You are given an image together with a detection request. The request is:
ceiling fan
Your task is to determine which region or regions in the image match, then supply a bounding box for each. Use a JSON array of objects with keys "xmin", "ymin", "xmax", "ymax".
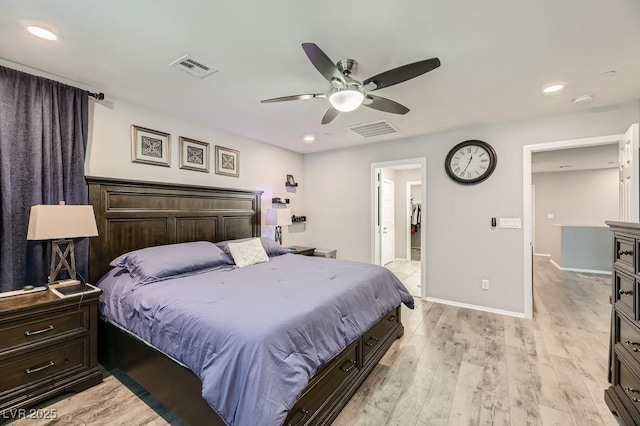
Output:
[{"xmin": 261, "ymin": 43, "xmax": 440, "ymax": 125}]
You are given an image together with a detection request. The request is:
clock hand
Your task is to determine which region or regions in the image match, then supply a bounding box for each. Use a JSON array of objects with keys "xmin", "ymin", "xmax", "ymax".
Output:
[{"xmin": 462, "ymin": 155, "xmax": 473, "ymax": 173}]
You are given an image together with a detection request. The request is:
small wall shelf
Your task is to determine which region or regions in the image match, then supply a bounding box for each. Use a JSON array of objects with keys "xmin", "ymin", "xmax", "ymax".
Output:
[
  {"xmin": 272, "ymin": 197, "xmax": 290, "ymax": 204},
  {"xmin": 285, "ymin": 182, "xmax": 298, "ymax": 188}
]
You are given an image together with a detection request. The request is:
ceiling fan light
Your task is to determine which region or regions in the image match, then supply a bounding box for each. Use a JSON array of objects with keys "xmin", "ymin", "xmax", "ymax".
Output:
[{"xmin": 327, "ymin": 86, "xmax": 365, "ymax": 112}]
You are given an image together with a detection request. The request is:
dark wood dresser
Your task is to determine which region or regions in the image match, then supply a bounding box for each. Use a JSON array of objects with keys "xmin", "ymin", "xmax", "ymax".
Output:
[
  {"xmin": 0, "ymin": 288, "xmax": 102, "ymax": 418},
  {"xmin": 605, "ymin": 221, "xmax": 640, "ymax": 425}
]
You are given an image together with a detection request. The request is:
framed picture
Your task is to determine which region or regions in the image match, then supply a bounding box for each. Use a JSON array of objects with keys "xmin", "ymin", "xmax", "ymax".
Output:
[
  {"xmin": 179, "ymin": 137, "xmax": 210, "ymax": 172},
  {"xmin": 215, "ymin": 145, "xmax": 239, "ymax": 177},
  {"xmin": 131, "ymin": 125, "xmax": 170, "ymax": 167},
  {"xmin": 286, "ymin": 174, "xmax": 297, "ymax": 185}
]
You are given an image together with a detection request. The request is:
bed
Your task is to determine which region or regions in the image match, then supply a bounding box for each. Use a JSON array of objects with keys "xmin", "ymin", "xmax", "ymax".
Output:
[{"xmin": 87, "ymin": 177, "xmax": 413, "ymax": 425}]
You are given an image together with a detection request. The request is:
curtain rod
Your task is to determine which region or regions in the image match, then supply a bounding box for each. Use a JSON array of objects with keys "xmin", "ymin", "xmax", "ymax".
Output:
[{"xmin": 88, "ymin": 92, "xmax": 104, "ymax": 100}]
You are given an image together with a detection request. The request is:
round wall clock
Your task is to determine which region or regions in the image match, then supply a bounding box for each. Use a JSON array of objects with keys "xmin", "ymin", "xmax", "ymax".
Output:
[{"xmin": 444, "ymin": 140, "xmax": 497, "ymax": 185}]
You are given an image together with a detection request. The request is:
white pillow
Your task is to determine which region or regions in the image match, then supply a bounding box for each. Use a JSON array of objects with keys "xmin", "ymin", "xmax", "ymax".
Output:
[{"xmin": 227, "ymin": 238, "xmax": 269, "ymax": 268}]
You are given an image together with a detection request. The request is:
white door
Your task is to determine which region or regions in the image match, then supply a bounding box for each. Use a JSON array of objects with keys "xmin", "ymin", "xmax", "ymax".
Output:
[
  {"xmin": 381, "ymin": 180, "xmax": 395, "ymax": 265},
  {"xmin": 619, "ymin": 123, "xmax": 640, "ymax": 222}
]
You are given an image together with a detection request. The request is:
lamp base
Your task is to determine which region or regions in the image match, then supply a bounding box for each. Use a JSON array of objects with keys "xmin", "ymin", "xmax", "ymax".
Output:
[
  {"xmin": 274, "ymin": 226, "xmax": 283, "ymax": 245},
  {"xmin": 50, "ymin": 239, "xmax": 77, "ymax": 283}
]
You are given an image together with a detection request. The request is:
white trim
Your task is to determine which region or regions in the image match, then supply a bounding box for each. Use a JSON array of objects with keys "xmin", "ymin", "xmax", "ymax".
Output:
[
  {"xmin": 548, "ymin": 259, "xmax": 611, "ymax": 275},
  {"xmin": 534, "ymin": 253, "xmax": 551, "ymax": 257},
  {"xmin": 406, "ymin": 180, "xmax": 421, "ymax": 261},
  {"xmin": 371, "ymin": 157, "xmax": 427, "ymax": 300},
  {"xmin": 523, "ymin": 132, "xmax": 623, "ymax": 319},
  {"xmin": 425, "ymin": 297, "xmax": 525, "ymax": 318}
]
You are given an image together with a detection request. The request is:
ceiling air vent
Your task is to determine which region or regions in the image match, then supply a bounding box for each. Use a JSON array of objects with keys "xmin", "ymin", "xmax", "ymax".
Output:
[
  {"xmin": 348, "ymin": 120, "xmax": 398, "ymax": 138},
  {"xmin": 169, "ymin": 55, "xmax": 218, "ymax": 79}
]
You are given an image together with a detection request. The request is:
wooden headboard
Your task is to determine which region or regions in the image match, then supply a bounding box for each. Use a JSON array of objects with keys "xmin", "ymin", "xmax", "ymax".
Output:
[{"xmin": 87, "ymin": 177, "xmax": 262, "ymax": 283}]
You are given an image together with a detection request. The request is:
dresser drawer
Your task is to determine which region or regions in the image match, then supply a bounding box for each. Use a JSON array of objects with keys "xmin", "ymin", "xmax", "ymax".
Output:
[
  {"xmin": 362, "ymin": 308, "xmax": 400, "ymax": 363},
  {"xmin": 0, "ymin": 339, "xmax": 86, "ymax": 392},
  {"xmin": 617, "ymin": 312, "xmax": 640, "ymax": 363},
  {"xmin": 0, "ymin": 306, "xmax": 87, "ymax": 354},
  {"xmin": 615, "ymin": 270, "xmax": 636, "ymax": 320},
  {"xmin": 284, "ymin": 342, "xmax": 359, "ymax": 426},
  {"xmin": 615, "ymin": 236, "xmax": 636, "ymax": 273}
]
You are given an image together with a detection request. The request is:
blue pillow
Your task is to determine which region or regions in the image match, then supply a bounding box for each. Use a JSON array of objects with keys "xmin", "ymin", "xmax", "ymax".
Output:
[
  {"xmin": 110, "ymin": 241, "xmax": 233, "ymax": 286},
  {"xmin": 216, "ymin": 237, "xmax": 289, "ymax": 257}
]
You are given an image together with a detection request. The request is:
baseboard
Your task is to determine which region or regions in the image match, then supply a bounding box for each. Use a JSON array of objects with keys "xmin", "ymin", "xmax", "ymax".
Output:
[
  {"xmin": 534, "ymin": 253, "xmax": 551, "ymax": 257},
  {"xmin": 549, "ymin": 259, "xmax": 611, "ymax": 275},
  {"xmin": 424, "ymin": 297, "xmax": 525, "ymax": 318}
]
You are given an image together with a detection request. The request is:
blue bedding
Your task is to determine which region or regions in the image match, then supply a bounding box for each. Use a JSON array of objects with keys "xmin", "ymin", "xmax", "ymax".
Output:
[{"xmin": 98, "ymin": 253, "xmax": 414, "ymax": 426}]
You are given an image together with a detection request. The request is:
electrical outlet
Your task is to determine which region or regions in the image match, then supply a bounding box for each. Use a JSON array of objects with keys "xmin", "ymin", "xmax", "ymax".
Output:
[{"xmin": 482, "ymin": 279, "xmax": 490, "ymax": 290}]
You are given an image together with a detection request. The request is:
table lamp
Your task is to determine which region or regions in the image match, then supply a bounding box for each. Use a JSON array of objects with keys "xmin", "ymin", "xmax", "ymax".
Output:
[
  {"xmin": 265, "ymin": 208, "xmax": 292, "ymax": 245},
  {"xmin": 27, "ymin": 202, "xmax": 98, "ymax": 283}
]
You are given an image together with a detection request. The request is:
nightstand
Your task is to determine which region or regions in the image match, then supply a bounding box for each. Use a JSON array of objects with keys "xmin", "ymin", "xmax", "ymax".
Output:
[
  {"xmin": 0, "ymin": 287, "xmax": 103, "ymax": 417},
  {"xmin": 287, "ymin": 246, "xmax": 316, "ymax": 256}
]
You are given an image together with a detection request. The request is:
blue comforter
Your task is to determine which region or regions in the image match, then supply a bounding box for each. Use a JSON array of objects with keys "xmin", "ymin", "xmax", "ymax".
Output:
[{"xmin": 98, "ymin": 254, "xmax": 414, "ymax": 426}]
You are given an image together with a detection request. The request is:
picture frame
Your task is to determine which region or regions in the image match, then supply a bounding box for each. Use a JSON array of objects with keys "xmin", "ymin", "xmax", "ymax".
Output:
[
  {"xmin": 286, "ymin": 174, "xmax": 297, "ymax": 186},
  {"xmin": 215, "ymin": 145, "xmax": 239, "ymax": 177},
  {"xmin": 179, "ymin": 137, "xmax": 210, "ymax": 172},
  {"xmin": 131, "ymin": 125, "xmax": 171, "ymax": 167}
]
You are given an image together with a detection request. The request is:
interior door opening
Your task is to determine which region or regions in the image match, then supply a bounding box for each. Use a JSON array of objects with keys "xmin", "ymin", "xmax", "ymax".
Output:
[{"xmin": 371, "ymin": 158, "xmax": 427, "ymax": 299}]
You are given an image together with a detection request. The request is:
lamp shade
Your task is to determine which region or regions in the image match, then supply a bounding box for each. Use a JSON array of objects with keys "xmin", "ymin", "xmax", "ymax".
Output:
[
  {"xmin": 27, "ymin": 204, "xmax": 98, "ymax": 240},
  {"xmin": 265, "ymin": 208, "xmax": 292, "ymax": 226}
]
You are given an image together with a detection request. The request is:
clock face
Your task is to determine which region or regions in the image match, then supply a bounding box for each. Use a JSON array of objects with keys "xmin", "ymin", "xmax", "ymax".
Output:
[{"xmin": 445, "ymin": 140, "xmax": 497, "ymax": 185}]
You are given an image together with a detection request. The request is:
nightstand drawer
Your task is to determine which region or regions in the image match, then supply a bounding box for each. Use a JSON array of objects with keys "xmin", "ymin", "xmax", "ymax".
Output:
[
  {"xmin": 0, "ymin": 306, "xmax": 87, "ymax": 353},
  {"xmin": 0, "ymin": 339, "xmax": 85, "ymax": 391},
  {"xmin": 615, "ymin": 236, "xmax": 636, "ymax": 273}
]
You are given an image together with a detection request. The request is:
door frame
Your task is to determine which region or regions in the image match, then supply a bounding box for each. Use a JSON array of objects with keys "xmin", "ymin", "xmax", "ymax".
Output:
[
  {"xmin": 381, "ymin": 179, "xmax": 396, "ymax": 265},
  {"xmin": 407, "ymin": 180, "xmax": 421, "ymax": 261},
  {"xmin": 371, "ymin": 157, "xmax": 427, "ymax": 299},
  {"xmin": 523, "ymin": 133, "xmax": 621, "ymax": 318}
]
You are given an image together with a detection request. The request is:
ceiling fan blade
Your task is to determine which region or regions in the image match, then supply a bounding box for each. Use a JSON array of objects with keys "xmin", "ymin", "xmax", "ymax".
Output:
[
  {"xmin": 261, "ymin": 94, "xmax": 323, "ymax": 103},
  {"xmin": 363, "ymin": 58, "xmax": 440, "ymax": 91},
  {"xmin": 364, "ymin": 95, "xmax": 410, "ymax": 115},
  {"xmin": 321, "ymin": 107, "xmax": 340, "ymax": 125},
  {"xmin": 302, "ymin": 43, "xmax": 346, "ymax": 86}
]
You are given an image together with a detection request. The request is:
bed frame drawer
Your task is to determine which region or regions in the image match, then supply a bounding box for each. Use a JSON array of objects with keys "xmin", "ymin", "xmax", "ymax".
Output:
[
  {"xmin": 284, "ymin": 341, "xmax": 359, "ymax": 426},
  {"xmin": 362, "ymin": 308, "xmax": 400, "ymax": 363}
]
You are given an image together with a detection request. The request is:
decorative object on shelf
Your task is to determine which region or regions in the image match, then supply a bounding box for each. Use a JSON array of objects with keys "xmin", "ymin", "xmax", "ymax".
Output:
[
  {"xmin": 272, "ymin": 197, "xmax": 290, "ymax": 204},
  {"xmin": 27, "ymin": 202, "xmax": 98, "ymax": 283},
  {"xmin": 266, "ymin": 208, "xmax": 292, "ymax": 245},
  {"xmin": 131, "ymin": 125, "xmax": 171, "ymax": 167},
  {"xmin": 292, "ymin": 215, "xmax": 306, "ymax": 223},
  {"xmin": 215, "ymin": 145, "xmax": 240, "ymax": 177},
  {"xmin": 444, "ymin": 139, "xmax": 497, "ymax": 185},
  {"xmin": 179, "ymin": 137, "xmax": 210, "ymax": 172},
  {"xmin": 286, "ymin": 174, "xmax": 298, "ymax": 187}
]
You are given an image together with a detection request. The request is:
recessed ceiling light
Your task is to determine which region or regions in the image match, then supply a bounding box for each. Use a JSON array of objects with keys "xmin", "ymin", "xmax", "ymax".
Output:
[
  {"xmin": 542, "ymin": 81, "xmax": 566, "ymax": 94},
  {"xmin": 572, "ymin": 94, "xmax": 594, "ymax": 105},
  {"xmin": 600, "ymin": 70, "xmax": 617, "ymax": 78},
  {"xmin": 303, "ymin": 134, "xmax": 315, "ymax": 144},
  {"xmin": 26, "ymin": 25, "xmax": 58, "ymax": 41}
]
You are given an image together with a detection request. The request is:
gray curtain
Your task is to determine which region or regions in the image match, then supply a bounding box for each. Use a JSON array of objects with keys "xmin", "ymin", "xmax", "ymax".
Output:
[{"xmin": 0, "ymin": 66, "xmax": 89, "ymax": 292}]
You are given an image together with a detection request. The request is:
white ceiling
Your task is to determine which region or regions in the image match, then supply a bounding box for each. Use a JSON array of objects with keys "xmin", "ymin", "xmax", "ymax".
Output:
[
  {"xmin": 1, "ymin": 1, "xmax": 640, "ymax": 154},
  {"xmin": 532, "ymin": 143, "xmax": 619, "ymax": 173}
]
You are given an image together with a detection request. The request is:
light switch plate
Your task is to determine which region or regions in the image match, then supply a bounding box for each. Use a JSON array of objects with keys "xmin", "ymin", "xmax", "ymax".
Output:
[
  {"xmin": 499, "ymin": 218, "xmax": 522, "ymax": 229},
  {"xmin": 547, "ymin": 213, "xmax": 554, "ymax": 219}
]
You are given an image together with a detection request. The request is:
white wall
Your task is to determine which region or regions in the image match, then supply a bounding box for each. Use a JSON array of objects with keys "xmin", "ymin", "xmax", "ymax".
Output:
[
  {"xmin": 532, "ymin": 168, "xmax": 618, "ymax": 255},
  {"xmin": 303, "ymin": 101, "xmax": 640, "ymax": 314},
  {"xmin": 86, "ymin": 98, "xmax": 306, "ymax": 245}
]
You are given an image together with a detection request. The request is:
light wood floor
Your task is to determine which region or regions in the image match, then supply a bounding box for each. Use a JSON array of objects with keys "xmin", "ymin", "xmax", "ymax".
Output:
[
  {"xmin": 387, "ymin": 259, "xmax": 421, "ymax": 298},
  {"xmin": 9, "ymin": 256, "xmax": 618, "ymax": 425}
]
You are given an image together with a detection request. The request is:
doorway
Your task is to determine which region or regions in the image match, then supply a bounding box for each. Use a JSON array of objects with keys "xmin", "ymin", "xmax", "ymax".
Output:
[
  {"xmin": 371, "ymin": 158, "xmax": 427, "ymax": 299},
  {"xmin": 523, "ymin": 129, "xmax": 635, "ymax": 318}
]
